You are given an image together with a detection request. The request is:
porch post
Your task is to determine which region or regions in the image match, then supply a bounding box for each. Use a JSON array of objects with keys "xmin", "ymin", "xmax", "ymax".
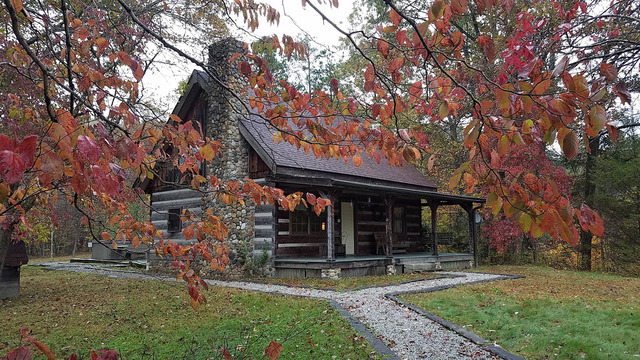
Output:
[
  {"xmin": 430, "ymin": 202, "xmax": 439, "ymax": 256},
  {"xmin": 326, "ymin": 201, "xmax": 335, "ymax": 261},
  {"xmin": 384, "ymin": 195, "xmax": 395, "ymax": 258},
  {"xmin": 462, "ymin": 203, "xmax": 479, "ymax": 269}
]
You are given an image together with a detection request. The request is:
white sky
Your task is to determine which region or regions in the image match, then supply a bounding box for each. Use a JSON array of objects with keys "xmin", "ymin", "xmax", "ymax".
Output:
[{"xmin": 143, "ymin": 0, "xmax": 356, "ymax": 112}]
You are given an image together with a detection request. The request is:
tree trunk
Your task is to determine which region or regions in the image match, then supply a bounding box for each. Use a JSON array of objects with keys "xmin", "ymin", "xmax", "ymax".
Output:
[
  {"xmin": 531, "ymin": 237, "xmax": 538, "ymax": 264},
  {"xmin": 579, "ymin": 135, "xmax": 601, "ymax": 271},
  {"xmin": 72, "ymin": 236, "xmax": 78, "ymax": 257}
]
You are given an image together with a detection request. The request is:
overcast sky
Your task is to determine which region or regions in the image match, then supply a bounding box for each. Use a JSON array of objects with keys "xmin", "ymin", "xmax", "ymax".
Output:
[{"xmin": 143, "ymin": 0, "xmax": 357, "ymax": 112}]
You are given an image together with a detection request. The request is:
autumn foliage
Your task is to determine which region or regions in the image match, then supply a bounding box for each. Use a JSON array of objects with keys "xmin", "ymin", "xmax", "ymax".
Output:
[{"xmin": 2, "ymin": 0, "xmax": 634, "ymax": 302}]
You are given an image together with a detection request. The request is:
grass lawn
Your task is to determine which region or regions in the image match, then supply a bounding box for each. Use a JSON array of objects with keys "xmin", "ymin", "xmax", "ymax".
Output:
[
  {"xmin": 249, "ymin": 273, "xmax": 438, "ymax": 290},
  {"xmin": 1, "ymin": 266, "xmax": 378, "ymax": 359},
  {"xmin": 401, "ymin": 265, "xmax": 640, "ymax": 359}
]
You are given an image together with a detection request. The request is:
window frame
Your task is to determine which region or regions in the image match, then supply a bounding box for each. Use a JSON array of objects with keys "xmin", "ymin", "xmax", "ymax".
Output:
[{"xmin": 167, "ymin": 207, "xmax": 183, "ymax": 233}]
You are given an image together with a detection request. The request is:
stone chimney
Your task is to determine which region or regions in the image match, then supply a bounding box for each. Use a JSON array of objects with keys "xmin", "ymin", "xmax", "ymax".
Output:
[{"xmin": 202, "ymin": 38, "xmax": 268, "ymax": 277}]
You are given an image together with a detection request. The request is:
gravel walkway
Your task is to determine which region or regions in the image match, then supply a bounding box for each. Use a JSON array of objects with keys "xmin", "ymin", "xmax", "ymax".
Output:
[{"xmin": 33, "ymin": 262, "xmax": 509, "ymax": 359}]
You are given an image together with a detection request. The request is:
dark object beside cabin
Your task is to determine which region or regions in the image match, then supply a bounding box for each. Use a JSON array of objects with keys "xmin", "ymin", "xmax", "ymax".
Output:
[{"xmin": 1, "ymin": 240, "xmax": 28, "ymax": 299}]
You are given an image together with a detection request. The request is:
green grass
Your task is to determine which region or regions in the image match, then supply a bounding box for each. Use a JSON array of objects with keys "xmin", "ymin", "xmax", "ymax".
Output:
[
  {"xmin": 401, "ymin": 265, "xmax": 640, "ymax": 359},
  {"xmin": 249, "ymin": 273, "xmax": 437, "ymax": 290},
  {"xmin": 1, "ymin": 267, "xmax": 379, "ymax": 359}
]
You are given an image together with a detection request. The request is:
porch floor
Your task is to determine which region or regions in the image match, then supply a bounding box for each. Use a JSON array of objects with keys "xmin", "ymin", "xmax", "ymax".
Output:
[
  {"xmin": 273, "ymin": 253, "xmax": 474, "ymax": 278},
  {"xmin": 274, "ymin": 252, "xmax": 469, "ymax": 263}
]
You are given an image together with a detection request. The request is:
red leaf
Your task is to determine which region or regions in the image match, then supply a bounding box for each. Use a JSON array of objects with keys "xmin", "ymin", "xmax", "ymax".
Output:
[
  {"xmin": 330, "ymin": 78, "xmax": 338, "ymax": 93},
  {"xmin": 501, "ymin": 0, "xmax": 514, "ymax": 13},
  {"xmin": 599, "ymin": 62, "xmax": 617, "ymax": 82},
  {"xmin": 19, "ymin": 329, "xmax": 55, "ymax": 360},
  {"xmin": 264, "ymin": 340, "xmax": 283, "ymax": 360},
  {"xmin": 0, "ymin": 134, "xmax": 13, "ymax": 151},
  {"xmin": 477, "ymin": 35, "xmax": 495, "ymax": 62},
  {"xmin": 451, "ymin": 0, "xmax": 468, "ymax": 16},
  {"xmin": 239, "ymin": 61, "xmax": 252, "ymax": 76},
  {"xmin": 561, "ymin": 131, "xmax": 578, "ymax": 160},
  {"xmin": 377, "ymin": 39, "xmax": 390, "ymax": 58},
  {"xmin": 389, "ymin": 8, "xmax": 401, "ymax": 26},
  {"xmin": 77, "ymin": 135, "xmax": 101, "ymax": 163},
  {"xmin": 116, "ymin": 51, "xmax": 134, "ymax": 67},
  {"xmin": 16, "ymin": 135, "xmax": 37, "ymax": 166},
  {"xmin": 5, "ymin": 346, "xmax": 31, "ymax": 360},
  {"xmin": 221, "ymin": 347, "xmax": 232, "ymax": 360},
  {"xmin": 131, "ymin": 61, "xmax": 144, "ymax": 81},
  {"xmin": 614, "ymin": 82, "xmax": 631, "ymax": 105},
  {"xmin": 0, "ymin": 150, "xmax": 26, "ymax": 184},
  {"xmin": 389, "ymin": 57, "xmax": 404, "ymax": 72},
  {"xmin": 578, "ymin": 204, "xmax": 604, "ymax": 237}
]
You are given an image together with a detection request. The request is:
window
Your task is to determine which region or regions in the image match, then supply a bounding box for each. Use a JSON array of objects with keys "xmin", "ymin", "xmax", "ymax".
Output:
[
  {"xmin": 290, "ymin": 207, "xmax": 308, "ymax": 234},
  {"xmin": 290, "ymin": 206, "xmax": 325, "ymax": 234},
  {"xmin": 393, "ymin": 206, "xmax": 405, "ymax": 234},
  {"xmin": 167, "ymin": 208, "xmax": 182, "ymax": 233}
]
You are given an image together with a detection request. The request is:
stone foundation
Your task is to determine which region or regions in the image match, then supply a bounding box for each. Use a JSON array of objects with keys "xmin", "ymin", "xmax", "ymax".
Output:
[{"xmin": 321, "ymin": 268, "xmax": 341, "ymax": 279}]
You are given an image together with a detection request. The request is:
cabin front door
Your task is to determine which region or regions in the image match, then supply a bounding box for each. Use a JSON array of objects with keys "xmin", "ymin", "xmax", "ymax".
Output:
[{"xmin": 341, "ymin": 202, "xmax": 355, "ymax": 255}]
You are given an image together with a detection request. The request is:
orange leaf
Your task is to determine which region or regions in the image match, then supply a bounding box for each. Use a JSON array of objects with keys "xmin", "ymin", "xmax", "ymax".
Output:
[
  {"xmin": 264, "ymin": 340, "xmax": 283, "ymax": 360},
  {"xmin": 183, "ymin": 225, "xmax": 194, "ymax": 240},
  {"xmin": 353, "ymin": 154, "xmax": 363, "ymax": 167},
  {"xmin": 427, "ymin": 154, "xmax": 436, "ymax": 171},
  {"xmin": 11, "ymin": 0, "xmax": 23, "ymax": 13},
  {"xmin": 305, "ymin": 193, "xmax": 317, "ymax": 205},
  {"xmin": 101, "ymin": 232, "xmax": 110, "ymax": 241}
]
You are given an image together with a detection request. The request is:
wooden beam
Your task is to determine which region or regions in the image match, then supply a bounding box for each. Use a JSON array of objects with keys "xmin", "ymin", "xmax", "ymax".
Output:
[
  {"xmin": 319, "ymin": 190, "xmax": 335, "ymax": 262},
  {"xmin": 462, "ymin": 203, "xmax": 479, "ymax": 269},
  {"xmin": 430, "ymin": 203, "xmax": 439, "ymax": 256},
  {"xmin": 384, "ymin": 195, "xmax": 395, "ymax": 258}
]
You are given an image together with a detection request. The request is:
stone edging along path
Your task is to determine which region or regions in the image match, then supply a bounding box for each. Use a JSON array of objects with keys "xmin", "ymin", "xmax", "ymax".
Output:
[{"xmin": 33, "ymin": 263, "xmax": 526, "ymax": 360}]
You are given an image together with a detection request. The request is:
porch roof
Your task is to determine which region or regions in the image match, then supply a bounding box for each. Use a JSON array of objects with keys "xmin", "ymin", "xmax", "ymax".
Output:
[{"xmin": 268, "ymin": 172, "xmax": 485, "ymax": 205}]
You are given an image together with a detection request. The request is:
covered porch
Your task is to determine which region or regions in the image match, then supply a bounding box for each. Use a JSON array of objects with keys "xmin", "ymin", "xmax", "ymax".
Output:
[{"xmin": 271, "ymin": 176, "xmax": 485, "ymax": 278}]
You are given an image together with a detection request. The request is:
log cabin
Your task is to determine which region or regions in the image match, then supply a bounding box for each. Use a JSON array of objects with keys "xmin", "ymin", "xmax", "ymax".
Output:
[{"xmin": 141, "ymin": 38, "xmax": 485, "ymax": 278}]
